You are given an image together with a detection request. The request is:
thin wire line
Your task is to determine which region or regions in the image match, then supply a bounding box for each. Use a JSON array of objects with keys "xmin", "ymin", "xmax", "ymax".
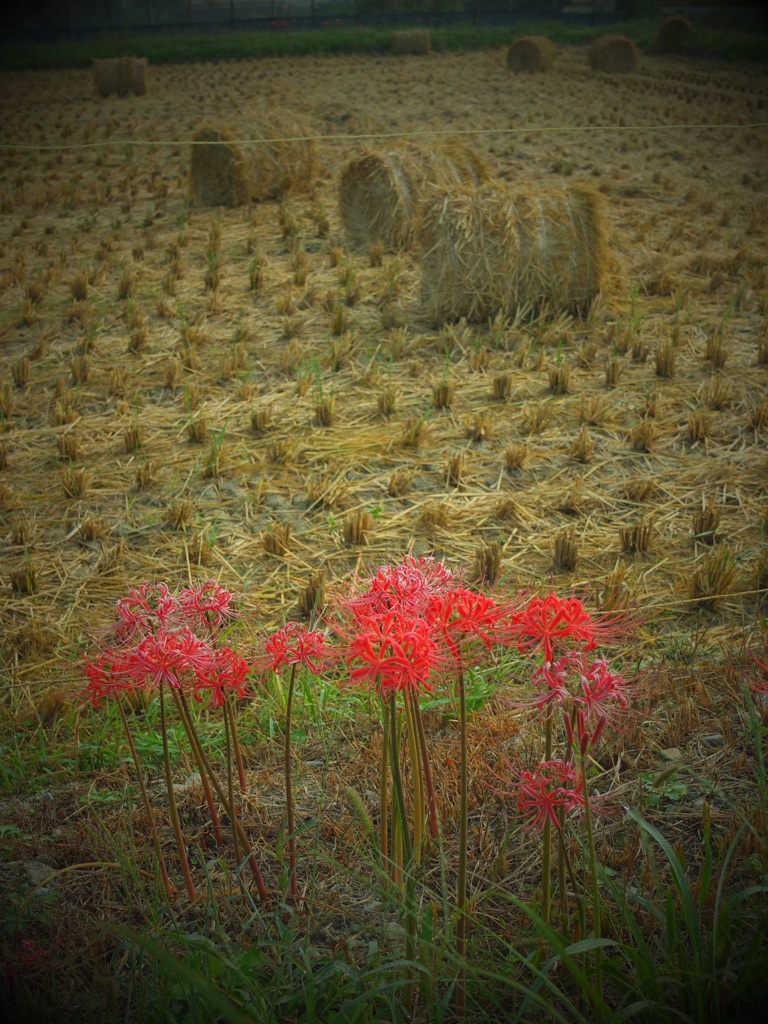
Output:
[{"xmin": 1, "ymin": 121, "xmax": 766, "ymax": 153}]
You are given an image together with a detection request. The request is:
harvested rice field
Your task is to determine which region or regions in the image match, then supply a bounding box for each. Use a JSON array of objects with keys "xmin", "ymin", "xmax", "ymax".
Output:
[{"xmin": 1, "ymin": 39, "xmax": 768, "ymax": 1021}]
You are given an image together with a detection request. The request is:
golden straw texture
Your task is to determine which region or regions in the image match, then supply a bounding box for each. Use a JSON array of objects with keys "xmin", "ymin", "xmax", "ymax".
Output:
[
  {"xmin": 189, "ymin": 114, "xmax": 318, "ymax": 207},
  {"xmin": 507, "ymin": 36, "xmax": 556, "ymax": 72},
  {"xmin": 339, "ymin": 142, "xmax": 491, "ymax": 250},
  {"xmin": 420, "ymin": 183, "xmax": 608, "ymax": 324}
]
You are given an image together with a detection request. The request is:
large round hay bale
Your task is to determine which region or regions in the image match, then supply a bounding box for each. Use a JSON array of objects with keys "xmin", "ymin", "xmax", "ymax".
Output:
[
  {"xmin": 588, "ymin": 35, "xmax": 638, "ymax": 74},
  {"xmin": 93, "ymin": 58, "xmax": 120, "ymax": 97},
  {"xmin": 339, "ymin": 142, "xmax": 491, "ymax": 251},
  {"xmin": 420, "ymin": 183, "xmax": 608, "ymax": 325},
  {"xmin": 189, "ymin": 115, "xmax": 318, "ymax": 207},
  {"xmin": 93, "ymin": 56, "xmax": 148, "ymax": 97},
  {"xmin": 127, "ymin": 56, "xmax": 148, "ymax": 96},
  {"xmin": 391, "ymin": 30, "xmax": 431, "ymax": 56},
  {"xmin": 507, "ymin": 36, "xmax": 555, "ymax": 73},
  {"xmin": 116, "ymin": 56, "xmax": 133, "ymax": 97},
  {"xmin": 649, "ymin": 15, "xmax": 693, "ymax": 54}
]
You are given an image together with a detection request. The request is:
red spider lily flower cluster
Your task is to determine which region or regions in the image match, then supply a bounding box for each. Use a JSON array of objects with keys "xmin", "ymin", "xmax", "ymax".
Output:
[
  {"xmin": 517, "ymin": 759, "xmax": 585, "ymax": 831},
  {"xmin": 507, "ymin": 592, "xmax": 629, "ymax": 662},
  {"xmin": 529, "ymin": 653, "xmax": 631, "ymax": 716},
  {"xmin": 503, "ymin": 593, "xmax": 638, "ymax": 836},
  {"xmin": 85, "ymin": 581, "xmax": 249, "ymax": 709},
  {"xmin": 347, "ymin": 612, "xmax": 440, "ymax": 694},
  {"xmin": 334, "ymin": 558, "xmax": 519, "ymax": 695},
  {"xmin": 177, "ymin": 579, "xmax": 236, "ymax": 630},
  {"xmin": 526, "ymin": 651, "xmax": 632, "ymax": 754},
  {"xmin": 346, "ymin": 555, "xmax": 455, "ymax": 620},
  {"xmin": 426, "ymin": 587, "xmax": 507, "ymax": 661},
  {"xmin": 332, "ymin": 556, "xmax": 459, "ymax": 695},
  {"xmin": 194, "ymin": 646, "xmax": 249, "ymax": 708},
  {"xmin": 260, "ymin": 621, "xmax": 329, "ymax": 675}
]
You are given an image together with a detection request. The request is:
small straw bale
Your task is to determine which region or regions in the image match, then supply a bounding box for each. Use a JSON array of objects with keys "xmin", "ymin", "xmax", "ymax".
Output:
[
  {"xmin": 588, "ymin": 34, "xmax": 639, "ymax": 74},
  {"xmin": 116, "ymin": 56, "xmax": 133, "ymax": 97},
  {"xmin": 93, "ymin": 58, "xmax": 120, "ymax": 97},
  {"xmin": 649, "ymin": 15, "xmax": 693, "ymax": 54},
  {"xmin": 190, "ymin": 114, "xmax": 318, "ymax": 207},
  {"xmin": 391, "ymin": 29, "xmax": 431, "ymax": 56},
  {"xmin": 420, "ymin": 183, "xmax": 608, "ymax": 325},
  {"xmin": 93, "ymin": 56, "xmax": 148, "ymax": 97},
  {"xmin": 127, "ymin": 56, "xmax": 148, "ymax": 96},
  {"xmin": 339, "ymin": 142, "xmax": 491, "ymax": 250},
  {"xmin": 507, "ymin": 36, "xmax": 556, "ymax": 73}
]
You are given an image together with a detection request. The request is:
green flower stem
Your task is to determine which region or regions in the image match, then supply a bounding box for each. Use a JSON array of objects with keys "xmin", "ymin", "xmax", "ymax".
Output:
[
  {"xmin": 388, "ymin": 691, "xmax": 416, "ymax": 983},
  {"xmin": 580, "ymin": 748, "xmax": 603, "ymax": 1011},
  {"xmin": 387, "ymin": 693, "xmax": 411, "ymax": 869},
  {"xmin": 557, "ymin": 710, "xmax": 576, "ymax": 929},
  {"xmin": 227, "ymin": 695, "xmax": 247, "ymax": 795},
  {"xmin": 457, "ymin": 659, "xmax": 468, "ymax": 1015},
  {"xmin": 222, "ymin": 696, "xmax": 240, "ymax": 867},
  {"xmin": 404, "ymin": 689, "xmax": 423, "ymax": 861},
  {"xmin": 559, "ymin": 824, "xmax": 586, "ymax": 940},
  {"xmin": 380, "ymin": 698, "xmax": 389, "ymax": 876},
  {"xmin": 174, "ymin": 697, "xmax": 224, "ymax": 845},
  {"xmin": 392, "ymin": 805, "xmax": 403, "ymax": 888},
  {"xmin": 159, "ymin": 683, "xmax": 196, "ymax": 902},
  {"xmin": 557, "ymin": 813, "xmax": 568, "ymax": 926},
  {"xmin": 413, "ymin": 696, "xmax": 439, "ymax": 839},
  {"xmin": 284, "ymin": 663, "xmax": 298, "ymax": 904},
  {"xmin": 541, "ymin": 708, "xmax": 553, "ymax": 929},
  {"xmin": 116, "ymin": 697, "xmax": 174, "ymax": 902},
  {"xmin": 173, "ymin": 691, "xmax": 269, "ymax": 904}
]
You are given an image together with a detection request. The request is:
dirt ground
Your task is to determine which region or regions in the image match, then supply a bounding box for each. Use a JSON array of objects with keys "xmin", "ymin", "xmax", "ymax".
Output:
[{"xmin": 0, "ymin": 42, "xmax": 767, "ymax": 1015}]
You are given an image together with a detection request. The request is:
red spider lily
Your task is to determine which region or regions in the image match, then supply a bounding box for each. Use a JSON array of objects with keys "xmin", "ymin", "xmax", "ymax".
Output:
[
  {"xmin": 526, "ymin": 653, "xmax": 577, "ymax": 709},
  {"xmin": 193, "ymin": 646, "xmax": 249, "ymax": 708},
  {"xmin": 346, "ymin": 612, "xmax": 439, "ymax": 694},
  {"xmin": 178, "ymin": 580, "xmax": 236, "ymax": 631},
  {"xmin": 426, "ymin": 587, "xmax": 505, "ymax": 661},
  {"xmin": 517, "ymin": 759, "xmax": 585, "ymax": 831},
  {"xmin": 572, "ymin": 656, "xmax": 630, "ymax": 720},
  {"xmin": 115, "ymin": 582, "xmax": 176, "ymax": 638},
  {"xmin": 261, "ymin": 621, "xmax": 329, "ymax": 675},
  {"xmin": 507, "ymin": 593, "xmax": 629, "ymax": 662},
  {"xmin": 345, "ymin": 555, "xmax": 454, "ymax": 619},
  {"xmin": 131, "ymin": 627, "xmax": 212, "ymax": 689},
  {"xmin": 84, "ymin": 651, "xmax": 139, "ymax": 707}
]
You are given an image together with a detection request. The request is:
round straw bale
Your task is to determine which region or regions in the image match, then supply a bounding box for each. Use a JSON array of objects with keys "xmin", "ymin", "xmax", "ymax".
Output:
[
  {"xmin": 115, "ymin": 56, "xmax": 134, "ymax": 97},
  {"xmin": 507, "ymin": 36, "xmax": 555, "ymax": 73},
  {"xmin": 127, "ymin": 56, "xmax": 148, "ymax": 96},
  {"xmin": 588, "ymin": 34, "xmax": 639, "ymax": 74},
  {"xmin": 649, "ymin": 15, "xmax": 693, "ymax": 54},
  {"xmin": 391, "ymin": 30, "xmax": 431, "ymax": 56},
  {"xmin": 419, "ymin": 183, "xmax": 608, "ymax": 325},
  {"xmin": 253, "ymin": 113, "xmax": 318, "ymax": 197},
  {"xmin": 339, "ymin": 142, "xmax": 491, "ymax": 251},
  {"xmin": 93, "ymin": 58, "xmax": 120, "ymax": 97},
  {"xmin": 189, "ymin": 114, "xmax": 318, "ymax": 207}
]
